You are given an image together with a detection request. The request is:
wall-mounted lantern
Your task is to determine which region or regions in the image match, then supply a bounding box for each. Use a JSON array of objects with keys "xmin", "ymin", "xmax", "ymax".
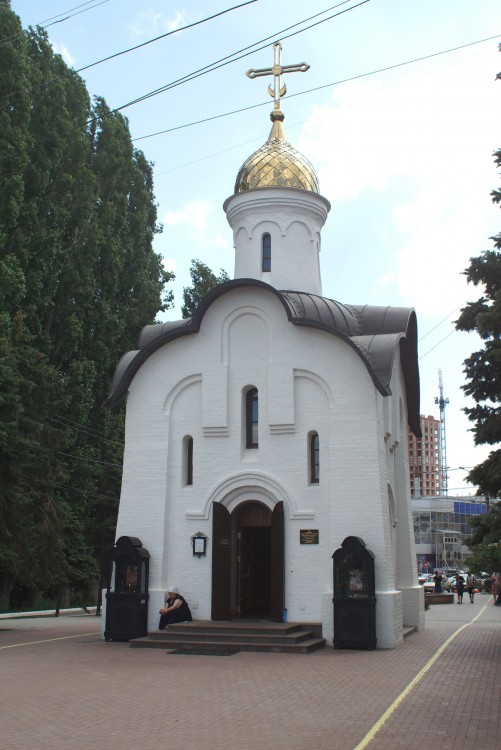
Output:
[{"xmin": 191, "ymin": 531, "xmax": 208, "ymax": 557}]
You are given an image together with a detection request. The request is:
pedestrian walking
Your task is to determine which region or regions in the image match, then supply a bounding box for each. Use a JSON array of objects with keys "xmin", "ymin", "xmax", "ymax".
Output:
[
  {"xmin": 455, "ymin": 574, "xmax": 465, "ymax": 604},
  {"xmin": 434, "ymin": 570, "xmax": 443, "ymax": 594},
  {"xmin": 466, "ymin": 572, "xmax": 476, "ymax": 603},
  {"xmin": 491, "ymin": 573, "xmax": 498, "ymax": 605},
  {"xmin": 496, "ymin": 572, "xmax": 501, "ymax": 606}
]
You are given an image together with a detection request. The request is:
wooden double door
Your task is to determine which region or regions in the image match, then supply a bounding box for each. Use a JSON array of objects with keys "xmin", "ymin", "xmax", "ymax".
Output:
[{"xmin": 211, "ymin": 500, "xmax": 284, "ymax": 621}]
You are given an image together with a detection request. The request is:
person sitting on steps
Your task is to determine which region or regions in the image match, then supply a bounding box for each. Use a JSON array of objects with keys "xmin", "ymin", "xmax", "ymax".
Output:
[{"xmin": 158, "ymin": 586, "xmax": 193, "ymax": 629}]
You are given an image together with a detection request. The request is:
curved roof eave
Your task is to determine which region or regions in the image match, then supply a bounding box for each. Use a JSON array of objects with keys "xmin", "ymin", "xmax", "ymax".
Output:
[{"xmin": 105, "ymin": 278, "xmax": 420, "ymax": 435}]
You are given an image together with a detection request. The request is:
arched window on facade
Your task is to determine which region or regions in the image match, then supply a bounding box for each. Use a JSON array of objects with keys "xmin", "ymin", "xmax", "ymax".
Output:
[
  {"xmin": 183, "ymin": 436, "xmax": 193, "ymax": 485},
  {"xmin": 246, "ymin": 388, "xmax": 259, "ymax": 448},
  {"xmin": 309, "ymin": 431, "xmax": 319, "ymax": 483},
  {"xmin": 262, "ymin": 233, "xmax": 271, "ymax": 272}
]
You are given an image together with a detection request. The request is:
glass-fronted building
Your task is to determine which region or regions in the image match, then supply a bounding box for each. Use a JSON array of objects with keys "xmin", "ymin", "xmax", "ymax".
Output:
[{"xmin": 412, "ymin": 496, "xmax": 488, "ymax": 573}]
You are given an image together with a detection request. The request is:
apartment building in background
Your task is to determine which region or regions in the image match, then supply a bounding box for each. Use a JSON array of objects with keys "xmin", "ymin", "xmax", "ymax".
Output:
[{"xmin": 408, "ymin": 414, "xmax": 441, "ymax": 497}]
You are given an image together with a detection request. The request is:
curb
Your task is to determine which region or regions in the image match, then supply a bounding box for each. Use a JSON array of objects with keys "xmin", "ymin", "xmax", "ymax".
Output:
[{"xmin": 0, "ymin": 607, "xmax": 99, "ymax": 620}]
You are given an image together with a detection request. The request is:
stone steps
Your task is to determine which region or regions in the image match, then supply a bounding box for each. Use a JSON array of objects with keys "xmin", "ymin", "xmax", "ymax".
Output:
[{"xmin": 130, "ymin": 620, "xmax": 326, "ymax": 654}]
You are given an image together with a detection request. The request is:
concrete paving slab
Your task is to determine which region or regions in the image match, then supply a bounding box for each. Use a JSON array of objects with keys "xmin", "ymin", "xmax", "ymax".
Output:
[{"xmin": 0, "ymin": 594, "xmax": 499, "ymax": 750}]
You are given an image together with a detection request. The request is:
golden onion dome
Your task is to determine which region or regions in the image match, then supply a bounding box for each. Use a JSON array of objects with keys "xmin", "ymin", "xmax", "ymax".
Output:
[{"xmin": 234, "ymin": 111, "xmax": 319, "ymax": 194}]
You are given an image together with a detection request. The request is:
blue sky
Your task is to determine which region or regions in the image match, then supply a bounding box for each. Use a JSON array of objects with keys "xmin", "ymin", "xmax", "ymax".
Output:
[{"xmin": 12, "ymin": 0, "xmax": 501, "ymax": 494}]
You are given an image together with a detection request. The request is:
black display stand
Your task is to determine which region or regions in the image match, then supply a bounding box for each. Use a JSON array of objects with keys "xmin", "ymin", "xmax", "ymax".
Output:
[
  {"xmin": 332, "ymin": 536, "xmax": 376, "ymax": 650},
  {"xmin": 104, "ymin": 536, "xmax": 150, "ymax": 641}
]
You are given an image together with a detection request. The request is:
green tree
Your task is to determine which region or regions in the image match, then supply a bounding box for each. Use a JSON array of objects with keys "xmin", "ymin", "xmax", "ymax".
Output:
[
  {"xmin": 0, "ymin": 0, "xmax": 31, "ymax": 315},
  {"xmin": 0, "ymin": 312, "xmax": 70, "ymax": 609},
  {"xmin": 181, "ymin": 259, "xmax": 229, "ymax": 318},
  {"xmin": 0, "ymin": 1, "xmax": 174, "ymax": 609},
  {"xmin": 464, "ymin": 504, "xmax": 501, "ymax": 573},
  {"xmin": 56, "ymin": 98, "xmax": 173, "ymax": 600},
  {"xmin": 456, "ymin": 144, "xmax": 501, "ymax": 498}
]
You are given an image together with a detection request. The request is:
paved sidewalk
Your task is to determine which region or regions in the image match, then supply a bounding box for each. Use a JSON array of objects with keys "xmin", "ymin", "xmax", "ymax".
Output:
[{"xmin": 1, "ymin": 596, "xmax": 499, "ymax": 750}]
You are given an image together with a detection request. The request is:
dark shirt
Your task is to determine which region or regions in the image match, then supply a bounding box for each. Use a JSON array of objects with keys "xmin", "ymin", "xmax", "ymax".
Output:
[{"xmin": 165, "ymin": 594, "xmax": 192, "ymax": 622}]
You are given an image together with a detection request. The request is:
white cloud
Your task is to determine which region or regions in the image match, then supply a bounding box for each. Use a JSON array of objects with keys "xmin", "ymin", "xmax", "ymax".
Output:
[
  {"xmin": 51, "ymin": 42, "xmax": 74, "ymax": 67},
  {"xmin": 164, "ymin": 201, "xmax": 211, "ymax": 232},
  {"xmin": 130, "ymin": 12, "xmax": 163, "ymax": 37},
  {"xmin": 300, "ymin": 51, "xmax": 500, "ymax": 200},
  {"xmin": 130, "ymin": 10, "xmax": 190, "ymax": 38},
  {"xmin": 299, "ymin": 46, "xmax": 501, "ymax": 316},
  {"xmin": 161, "ymin": 202, "xmax": 232, "ymax": 259},
  {"xmin": 164, "ymin": 10, "xmax": 190, "ymax": 32}
]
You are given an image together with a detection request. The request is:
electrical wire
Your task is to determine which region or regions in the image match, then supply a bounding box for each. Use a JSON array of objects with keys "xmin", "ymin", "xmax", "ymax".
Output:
[
  {"xmin": 285, "ymin": 33, "xmax": 501, "ymax": 99},
  {"xmin": 22, "ymin": 473, "xmax": 118, "ymax": 502},
  {"xmin": 0, "ymin": 0, "xmax": 110, "ymax": 46},
  {"xmin": 419, "ymin": 328, "xmax": 458, "ymax": 362},
  {"xmin": 153, "ymin": 115, "xmax": 307, "ymax": 175},
  {"xmin": 134, "ymin": 99, "xmax": 270, "ymax": 141},
  {"xmin": 134, "ymin": 31, "xmax": 501, "ymax": 142},
  {"xmin": 419, "ymin": 329, "xmax": 457, "ymax": 361},
  {"xmin": 1, "ymin": 7, "xmax": 495, "ymax": 373},
  {"xmin": 39, "ymin": 0, "xmax": 110, "ymax": 27},
  {"xmin": 46, "ymin": 414, "xmax": 125, "ymax": 447},
  {"xmin": 154, "ymin": 134, "xmax": 267, "ymax": 176},
  {"xmin": 57, "ymin": 451, "xmax": 122, "ymax": 468},
  {"xmin": 44, "ymin": 0, "xmax": 110, "ymax": 28},
  {"xmin": 61, "ymin": 0, "xmax": 351, "ymax": 78},
  {"xmin": 418, "ymin": 304, "xmax": 466, "ymax": 342},
  {"xmin": 0, "ymin": 0, "xmax": 259, "ymax": 97},
  {"xmin": 418, "ymin": 293, "xmax": 486, "ymax": 359},
  {"xmin": 75, "ymin": 0, "xmax": 258, "ymax": 74},
  {"xmin": 100, "ymin": 1, "xmax": 370, "ymax": 122}
]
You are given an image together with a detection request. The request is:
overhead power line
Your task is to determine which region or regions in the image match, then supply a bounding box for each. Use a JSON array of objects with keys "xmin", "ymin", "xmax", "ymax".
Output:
[
  {"xmin": 44, "ymin": 0, "xmax": 110, "ymax": 28},
  {"xmin": 46, "ymin": 414, "xmax": 125, "ymax": 447},
  {"xmin": 22, "ymin": 472, "xmax": 118, "ymax": 502},
  {"xmin": 418, "ymin": 304, "xmax": 466, "ymax": 342},
  {"xmin": 134, "ymin": 32, "xmax": 501, "ymax": 142},
  {"xmin": 38, "ymin": 0, "xmax": 110, "ymax": 27},
  {"xmin": 419, "ymin": 329, "xmax": 457, "ymax": 361},
  {"xmin": 0, "ymin": 0, "xmax": 260, "ymax": 103},
  {"xmin": 76, "ymin": 0, "xmax": 258, "ymax": 74},
  {"xmin": 99, "ymin": 0, "xmax": 370, "ymax": 122},
  {"xmin": 0, "ymin": 0, "xmax": 110, "ymax": 46},
  {"xmin": 57, "ymin": 451, "xmax": 122, "ymax": 468}
]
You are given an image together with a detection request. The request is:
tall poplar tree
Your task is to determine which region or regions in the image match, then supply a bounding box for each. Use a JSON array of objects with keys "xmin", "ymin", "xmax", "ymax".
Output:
[
  {"xmin": 0, "ymin": 1, "xmax": 174, "ymax": 609},
  {"xmin": 181, "ymin": 259, "xmax": 230, "ymax": 318}
]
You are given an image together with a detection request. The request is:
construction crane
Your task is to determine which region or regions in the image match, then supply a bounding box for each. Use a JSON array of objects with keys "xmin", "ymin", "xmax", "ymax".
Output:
[{"xmin": 435, "ymin": 369, "xmax": 449, "ymax": 495}]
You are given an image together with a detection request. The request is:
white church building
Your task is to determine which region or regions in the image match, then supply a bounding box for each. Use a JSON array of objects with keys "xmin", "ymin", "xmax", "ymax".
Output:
[{"xmin": 106, "ymin": 45, "xmax": 424, "ymax": 649}]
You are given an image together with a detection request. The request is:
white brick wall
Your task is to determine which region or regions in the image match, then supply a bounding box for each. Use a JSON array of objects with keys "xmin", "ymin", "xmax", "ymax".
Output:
[
  {"xmin": 224, "ymin": 188, "xmax": 330, "ymax": 294},
  {"xmin": 114, "ymin": 285, "xmax": 422, "ymax": 648}
]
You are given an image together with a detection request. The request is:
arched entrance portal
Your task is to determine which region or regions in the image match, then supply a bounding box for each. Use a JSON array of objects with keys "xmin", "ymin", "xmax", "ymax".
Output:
[{"xmin": 211, "ymin": 500, "xmax": 284, "ymax": 621}]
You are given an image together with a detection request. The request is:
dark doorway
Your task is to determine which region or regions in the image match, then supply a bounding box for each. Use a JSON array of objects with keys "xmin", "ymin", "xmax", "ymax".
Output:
[
  {"xmin": 237, "ymin": 525, "xmax": 271, "ymax": 617},
  {"xmin": 234, "ymin": 501, "xmax": 272, "ymax": 619}
]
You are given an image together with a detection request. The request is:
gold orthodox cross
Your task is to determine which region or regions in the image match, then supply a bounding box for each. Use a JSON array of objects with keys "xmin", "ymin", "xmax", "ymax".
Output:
[{"xmin": 246, "ymin": 42, "xmax": 309, "ymax": 112}]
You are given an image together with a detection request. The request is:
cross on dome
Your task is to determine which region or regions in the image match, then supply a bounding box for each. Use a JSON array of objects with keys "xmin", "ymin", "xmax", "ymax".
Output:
[
  {"xmin": 246, "ymin": 42, "xmax": 309, "ymax": 115},
  {"xmin": 235, "ymin": 42, "xmax": 318, "ymax": 194}
]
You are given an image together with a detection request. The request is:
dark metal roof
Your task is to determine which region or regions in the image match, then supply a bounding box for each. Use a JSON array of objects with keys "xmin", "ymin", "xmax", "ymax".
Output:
[{"xmin": 106, "ymin": 279, "xmax": 421, "ymax": 436}]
